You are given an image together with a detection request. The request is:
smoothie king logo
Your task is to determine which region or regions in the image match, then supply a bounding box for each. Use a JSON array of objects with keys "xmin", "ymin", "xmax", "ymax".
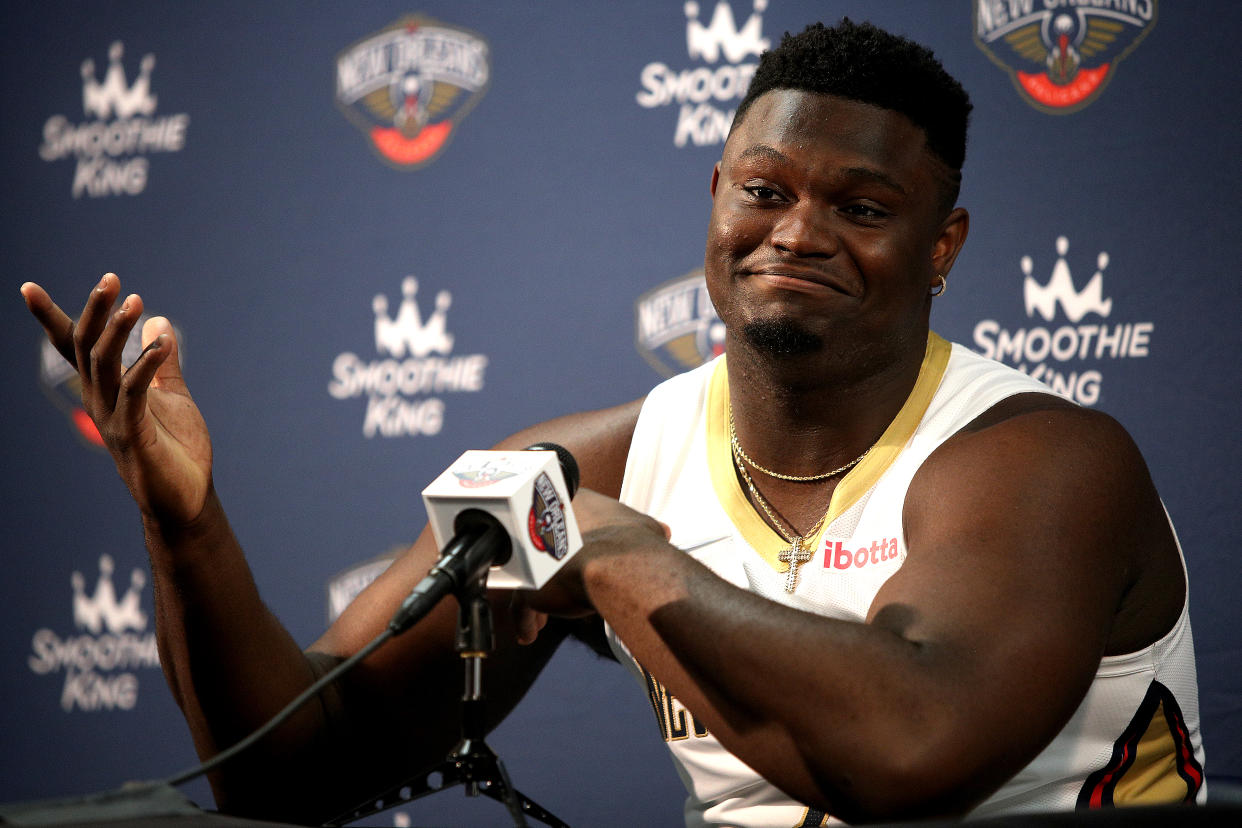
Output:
[
  {"xmin": 27, "ymin": 555, "xmax": 160, "ymax": 712},
  {"xmin": 974, "ymin": 1, "xmax": 1157, "ymax": 113},
  {"xmin": 636, "ymin": 1, "xmax": 770, "ymax": 147},
  {"xmin": 39, "ymin": 42, "xmax": 190, "ymax": 197},
  {"xmin": 973, "ymin": 236, "xmax": 1153, "ymax": 406},
  {"xmin": 634, "ymin": 269, "xmax": 725, "ymax": 376},
  {"xmin": 335, "ymin": 15, "xmax": 490, "ymax": 168},
  {"xmin": 328, "ymin": 276, "xmax": 488, "ymax": 438}
]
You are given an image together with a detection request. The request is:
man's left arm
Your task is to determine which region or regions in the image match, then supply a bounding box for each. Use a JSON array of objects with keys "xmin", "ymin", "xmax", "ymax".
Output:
[{"xmin": 542, "ymin": 401, "xmax": 1174, "ymax": 822}]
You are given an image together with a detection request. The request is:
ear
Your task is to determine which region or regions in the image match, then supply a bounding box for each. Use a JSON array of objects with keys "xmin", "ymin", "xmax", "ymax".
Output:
[
  {"xmin": 931, "ymin": 207, "xmax": 970, "ymax": 280},
  {"xmin": 710, "ymin": 161, "xmax": 721, "ymax": 197}
]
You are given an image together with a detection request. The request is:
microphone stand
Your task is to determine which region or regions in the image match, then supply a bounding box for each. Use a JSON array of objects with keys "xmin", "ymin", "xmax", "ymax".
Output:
[{"xmin": 326, "ymin": 570, "xmax": 569, "ymax": 828}]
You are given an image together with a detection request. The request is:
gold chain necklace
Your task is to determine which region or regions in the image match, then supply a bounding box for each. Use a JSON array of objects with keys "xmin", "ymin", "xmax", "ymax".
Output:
[
  {"xmin": 731, "ymin": 445, "xmax": 828, "ymax": 594},
  {"xmin": 728, "ymin": 408, "xmax": 875, "ymax": 481},
  {"xmin": 728, "ymin": 407, "xmax": 878, "ymax": 593}
]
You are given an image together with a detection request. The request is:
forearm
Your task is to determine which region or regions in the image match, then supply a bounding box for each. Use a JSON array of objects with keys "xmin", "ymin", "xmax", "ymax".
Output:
[
  {"xmin": 143, "ymin": 486, "xmax": 334, "ymax": 814},
  {"xmin": 146, "ymin": 489, "xmax": 575, "ymax": 821},
  {"xmin": 580, "ymin": 537, "xmax": 995, "ymax": 820},
  {"xmin": 21, "ymin": 276, "xmax": 484, "ymax": 820}
]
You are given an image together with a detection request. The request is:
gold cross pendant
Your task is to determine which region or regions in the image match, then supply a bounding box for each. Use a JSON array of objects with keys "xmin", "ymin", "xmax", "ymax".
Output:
[{"xmin": 778, "ymin": 537, "xmax": 813, "ymax": 593}]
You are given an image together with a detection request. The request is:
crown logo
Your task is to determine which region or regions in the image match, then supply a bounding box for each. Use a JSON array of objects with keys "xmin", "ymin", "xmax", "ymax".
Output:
[
  {"xmin": 373, "ymin": 276, "xmax": 454, "ymax": 358},
  {"xmin": 80, "ymin": 41, "xmax": 157, "ymax": 120},
  {"xmin": 684, "ymin": 0, "xmax": 769, "ymax": 63},
  {"xmin": 71, "ymin": 554, "xmax": 148, "ymax": 635},
  {"xmin": 1022, "ymin": 236, "xmax": 1113, "ymax": 323}
]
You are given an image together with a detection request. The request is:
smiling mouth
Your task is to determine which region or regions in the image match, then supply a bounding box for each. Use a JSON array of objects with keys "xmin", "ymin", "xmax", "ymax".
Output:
[{"xmin": 746, "ymin": 268, "xmax": 855, "ymax": 296}]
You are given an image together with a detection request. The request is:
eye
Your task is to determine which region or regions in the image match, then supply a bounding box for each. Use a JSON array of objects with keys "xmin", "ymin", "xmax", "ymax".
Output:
[
  {"xmin": 841, "ymin": 203, "xmax": 890, "ymax": 222},
  {"xmin": 740, "ymin": 183, "xmax": 785, "ymax": 203}
]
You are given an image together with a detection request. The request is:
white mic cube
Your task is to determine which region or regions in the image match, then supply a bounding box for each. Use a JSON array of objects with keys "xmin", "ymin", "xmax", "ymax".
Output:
[{"xmin": 421, "ymin": 449, "xmax": 583, "ymax": 590}]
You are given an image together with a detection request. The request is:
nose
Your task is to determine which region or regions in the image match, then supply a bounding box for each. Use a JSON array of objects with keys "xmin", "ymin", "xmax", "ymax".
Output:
[{"xmin": 769, "ymin": 202, "xmax": 836, "ymax": 258}]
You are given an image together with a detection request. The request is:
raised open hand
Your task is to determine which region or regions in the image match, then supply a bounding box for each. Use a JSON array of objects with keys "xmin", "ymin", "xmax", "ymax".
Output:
[{"xmin": 21, "ymin": 273, "xmax": 212, "ymax": 527}]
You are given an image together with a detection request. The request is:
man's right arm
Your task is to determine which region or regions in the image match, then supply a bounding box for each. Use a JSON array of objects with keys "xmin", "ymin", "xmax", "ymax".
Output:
[{"xmin": 20, "ymin": 274, "xmax": 641, "ymax": 823}]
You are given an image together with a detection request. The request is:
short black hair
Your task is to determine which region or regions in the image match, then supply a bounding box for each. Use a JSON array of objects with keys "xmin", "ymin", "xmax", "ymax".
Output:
[{"xmin": 733, "ymin": 19, "xmax": 972, "ymax": 200}]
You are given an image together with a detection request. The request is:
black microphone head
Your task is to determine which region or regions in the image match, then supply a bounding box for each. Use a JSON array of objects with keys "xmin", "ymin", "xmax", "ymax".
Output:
[{"xmin": 525, "ymin": 442, "xmax": 580, "ymax": 498}]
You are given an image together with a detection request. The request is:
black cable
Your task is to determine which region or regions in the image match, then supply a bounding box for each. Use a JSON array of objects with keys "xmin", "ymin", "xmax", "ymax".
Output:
[
  {"xmin": 154, "ymin": 516, "xmax": 496, "ymax": 790},
  {"xmin": 160, "ymin": 626, "xmax": 394, "ymax": 788},
  {"xmin": 158, "ymin": 444, "xmax": 578, "ymax": 795}
]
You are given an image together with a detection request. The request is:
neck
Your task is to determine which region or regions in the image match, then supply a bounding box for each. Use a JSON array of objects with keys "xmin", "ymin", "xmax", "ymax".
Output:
[{"xmin": 725, "ymin": 328, "xmax": 928, "ymax": 479}]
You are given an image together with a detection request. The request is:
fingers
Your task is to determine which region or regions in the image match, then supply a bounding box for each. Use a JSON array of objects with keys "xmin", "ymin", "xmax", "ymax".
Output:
[
  {"xmin": 21, "ymin": 274, "xmax": 169, "ymax": 438},
  {"xmin": 72, "ymin": 273, "xmax": 122, "ymax": 382},
  {"xmin": 139, "ymin": 316, "xmax": 185, "ymax": 391},
  {"xmin": 506, "ymin": 592, "xmax": 551, "ymax": 645},
  {"xmin": 141, "ymin": 315, "xmax": 171, "ymax": 350},
  {"xmin": 127, "ymin": 319, "xmax": 175, "ymax": 391},
  {"xmin": 515, "ymin": 606, "xmax": 549, "ymax": 645},
  {"xmin": 20, "ymin": 282, "xmax": 78, "ymax": 367},
  {"xmin": 116, "ymin": 332, "xmax": 171, "ymax": 433},
  {"xmin": 92, "ymin": 293, "xmax": 144, "ymax": 410}
]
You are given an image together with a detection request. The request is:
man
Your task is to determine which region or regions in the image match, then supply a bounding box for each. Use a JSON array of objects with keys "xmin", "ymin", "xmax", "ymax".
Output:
[{"xmin": 21, "ymin": 19, "xmax": 1204, "ymax": 827}]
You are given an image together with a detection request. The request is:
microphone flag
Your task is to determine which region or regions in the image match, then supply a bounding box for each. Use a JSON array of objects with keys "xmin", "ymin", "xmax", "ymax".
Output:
[{"xmin": 421, "ymin": 449, "xmax": 583, "ymax": 589}]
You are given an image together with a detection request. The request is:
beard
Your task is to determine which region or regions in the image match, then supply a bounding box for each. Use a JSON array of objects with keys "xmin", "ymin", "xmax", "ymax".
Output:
[{"xmin": 741, "ymin": 317, "xmax": 824, "ymax": 356}]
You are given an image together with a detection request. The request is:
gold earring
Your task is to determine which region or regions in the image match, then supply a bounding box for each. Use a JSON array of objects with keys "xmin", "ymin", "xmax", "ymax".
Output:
[{"xmin": 929, "ymin": 274, "xmax": 947, "ymax": 297}]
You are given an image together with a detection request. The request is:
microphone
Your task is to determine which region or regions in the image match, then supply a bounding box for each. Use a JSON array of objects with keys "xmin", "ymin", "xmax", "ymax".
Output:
[{"xmin": 389, "ymin": 443, "xmax": 582, "ymax": 634}]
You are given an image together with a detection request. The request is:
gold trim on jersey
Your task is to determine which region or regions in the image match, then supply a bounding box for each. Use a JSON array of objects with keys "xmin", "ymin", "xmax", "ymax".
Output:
[
  {"xmin": 706, "ymin": 332, "xmax": 953, "ymax": 574},
  {"xmin": 1112, "ymin": 699, "xmax": 1195, "ymax": 804},
  {"xmin": 1077, "ymin": 681, "xmax": 1204, "ymax": 807}
]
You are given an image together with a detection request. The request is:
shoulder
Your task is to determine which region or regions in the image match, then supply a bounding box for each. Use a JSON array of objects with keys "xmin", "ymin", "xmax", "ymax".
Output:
[
  {"xmin": 910, "ymin": 391, "xmax": 1153, "ymax": 528},
  {"xmin": 494, "ymin": 396, "xmax": 647, "ymax": 498},
  {"xmin": 930, "ymin": 392, "xmax": 1144, "ymax": 480},
  {"xmin": 904, "ymin": 392, "xmax": 1183, "ymax": 654}
]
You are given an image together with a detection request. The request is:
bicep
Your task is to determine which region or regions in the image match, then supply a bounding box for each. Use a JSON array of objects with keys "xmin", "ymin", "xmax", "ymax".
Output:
[
  {"xmin": 868, "ymin": 408, "xmax": 1139, "ymax": 781},
  {"xmin": 492, "ymin": 395, "xmax": 646, "ymax": 498}
]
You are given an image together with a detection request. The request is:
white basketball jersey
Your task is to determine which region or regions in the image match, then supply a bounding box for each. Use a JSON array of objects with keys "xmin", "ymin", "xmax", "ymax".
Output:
[{"xmin": 609, "ymin": 334, "xmax": 1205, "ymax": 827}]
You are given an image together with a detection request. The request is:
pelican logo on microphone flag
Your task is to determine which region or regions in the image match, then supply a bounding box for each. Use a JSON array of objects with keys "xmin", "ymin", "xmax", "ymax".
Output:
[
  {"xmin": 423, "ymin": 450, "xmax": 583, "ymax": 589},
  {"xmin": 528, "ymin": 472, "xmax": 570, "ymax": 561},
  {"xmin": 335, "ymin": 15, "xmax": 490, "ymax": 168}
]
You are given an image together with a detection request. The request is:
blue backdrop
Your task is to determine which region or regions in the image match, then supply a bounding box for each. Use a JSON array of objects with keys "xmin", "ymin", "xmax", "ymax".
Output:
[{"xmin": 3, "ymin": 2, "xmax": 1239, "ymax": 825}]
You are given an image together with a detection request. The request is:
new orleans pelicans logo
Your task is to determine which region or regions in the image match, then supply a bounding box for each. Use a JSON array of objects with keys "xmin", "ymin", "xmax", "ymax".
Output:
[
  {"xmin": 635, "ymin": 269, "xmax": 725, "ymax": 377},
  {"xmin": 973, "ymin": 1, "xmax": 1156, "ymax": 113},
  {"xmin": 528, "ymin": 472, "xmax": 570, "ymax": 560},
  {"xmin": 335, "ymin": 15, "xmax": 490, "ymax": 168}
]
